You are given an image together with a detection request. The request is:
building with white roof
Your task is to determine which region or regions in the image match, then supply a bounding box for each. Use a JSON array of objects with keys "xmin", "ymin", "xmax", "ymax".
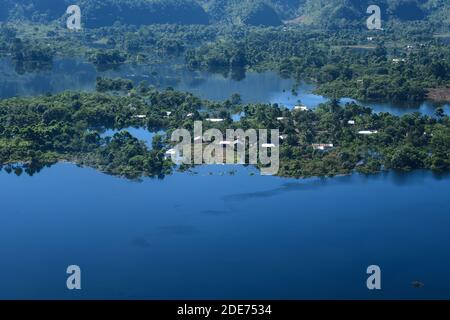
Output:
[
  {"xmin": 312, "ymin": 144, "xmax": 334, "ymax": 151},
  {"xmin": 294, "ymin": 105, "xmax": 309, "ymax": 111},
  {"xmin": 358, "ymin": 130, "xmax": 378, "ymax": 135},
  {"xmin": 206, "ymin": 118, "xmax": 225, "ymax": 123}
]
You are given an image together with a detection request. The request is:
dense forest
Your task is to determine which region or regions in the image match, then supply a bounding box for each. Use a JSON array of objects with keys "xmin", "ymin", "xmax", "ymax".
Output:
[
  {"xmin": 0, "ymin": 0, "xmax": 449, "ymax": 27},
  {"xmin": 0, "ymin": 2, "xmax": 449, "ymax": 100},
  {"xmin": 0, "ymin": 87, "xmax": 449, "ymax": 179},
  {"xmin": 0, "ymin": 0, "xmax": 209, "ymax": 27},
  {"xmin": 0, "ymin": 1, "xmax": 449, "ymax": 179},
  {"xmin": 0, "ymin": 0, "xmax": 449, "ymax": 101},
  {"xmin": 185, "ymin": 26, "xmax": 450, "ymax": 102}
]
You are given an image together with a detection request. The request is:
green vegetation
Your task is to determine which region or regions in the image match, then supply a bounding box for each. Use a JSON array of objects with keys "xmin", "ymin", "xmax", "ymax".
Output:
[
  {"xmin": 2, "ymin": 0, "xmax": 449, "ymax": 27},
  {"xmin": 197, "ymin": 0, "xmax": 283, "ymax": 26},
  {"xmin": 96, "ymin": 77, "xmax": 134, "ymax": 92},
  {"xmin": 185, "ymin": 25, "xmax": 450, "ymax": 103},
  {"xmin": 0, "ymin": 0, "xmax": 284, "ymax": 27},
  {"xmin": 1, "ymin": 89, "xmax": 449, "ymax": 179},
  {"xmin": 1, "ymin": 0, "xmax": 448, "ymax": 100},
  {"xmin": 249, "ymin": 101, "xmax": 450, "ymax": 176},
  {"xmin": 0, "ymin": 26, "xmax": 54, "ymax": 74},
  {"xmin": 0, "ymin": 0, "xmax": 209, "ymax": 27},
  {"xmin": 0, "ymin": 89, "xmax": 205, "ymax": 178},
  {"xmin": 0, "ymin": 0, "xmax": 449, "ymax": 180},
  {"xmin": 88, "ymin": 50, "xmax": 126, "ymax": 71},
  {"xmin": 76, "ymin": 0, "xmax": 210, "ymax": 28}
]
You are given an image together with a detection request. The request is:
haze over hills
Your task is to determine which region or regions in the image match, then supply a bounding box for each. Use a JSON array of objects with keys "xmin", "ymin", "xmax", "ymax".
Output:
[
  {"xmin": 197, "ymin": 0, "xmax": 285, "ymax": 26},
  {"xmin": 0, "ymin": 0, "xmax": 448, "ymax": 27},
  {"xmin": 0, "ymin": 0, "xmax": 209, "ymax": 27},
  {"xmin": 295, "ymin": 0, "xmax": 449, "ymax": 25}
]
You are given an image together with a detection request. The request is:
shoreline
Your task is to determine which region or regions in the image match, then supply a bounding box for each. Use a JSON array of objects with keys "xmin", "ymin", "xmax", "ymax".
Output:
[{"xmin": 3, "ymin": 159, "xmax": 449, "ymax": 183}]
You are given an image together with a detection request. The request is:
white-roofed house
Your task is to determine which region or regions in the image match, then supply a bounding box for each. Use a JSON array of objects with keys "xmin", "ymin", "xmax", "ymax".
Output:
[
  {"xmin": 312, "ymin": 143, "xmax": 334, "ymax": 151},
  {"xmin": 293, "ymin": 105, "xmax": 309, "ymax": 111},
  {"xmin": 164, "ymin": 148, "xmax": 177, "ymax": 160},
  {"xmin": 358, "ymin": 130, "xmax": 378, "ymax": 135}
]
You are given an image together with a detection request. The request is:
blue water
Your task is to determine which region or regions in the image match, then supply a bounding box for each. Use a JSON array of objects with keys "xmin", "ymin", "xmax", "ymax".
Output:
[
  {"xmin": 100, "ymin": 128, "xmax": 164, "ymax": 148},
  {"xmin": 1, "ymin": 58, "xmax": 448, "ymax": 117},
  {"xmin": 1, "ymin": 164, "xmax": 449, "ymax": 299},
  {"xmin": 2, "ymin": 56, "xmax": 450, "ymax": 300},
  {"xmin": 269, "ymin": 85, "xmax": 450, "ymax": 117}
]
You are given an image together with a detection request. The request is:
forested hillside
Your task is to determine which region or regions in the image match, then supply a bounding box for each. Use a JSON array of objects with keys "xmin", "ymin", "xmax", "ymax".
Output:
[
  {"xmin": 200, "ymin": 0, "xmax": 450, "ymax": 26},
  {"xmin": 77, "ymin": 0, "xmax": 209, "ymax": 27},
  {"xmin": 197, "ymin": 0, "xmax": 284, "ymax": 26},
  {"xmin": 0, "ymin": 0, "xmax": 209, "ymax": 27},
  {"xmin": 294, "ymin": 0, "xmax": 449, "ymax": 26},
  {"xmin": 0, "ymin": 0, "xmax": 448, "ymax": 27}
]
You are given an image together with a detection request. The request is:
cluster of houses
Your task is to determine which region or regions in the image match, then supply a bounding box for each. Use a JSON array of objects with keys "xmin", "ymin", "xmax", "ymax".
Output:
[
  {"xmin": 144, "ymin": 104, "xmax": 381, "ymax": 159},
  {"xmin": 133, "ymin": 111, "xmax": 172, "ymax": 119},
  {"xmin": 310, "ymin": 123, "xmax": 378, "ymax": 150},
  {"xmin": 164, "ymin": 138, "xmax": 275, "ymax": 160}
]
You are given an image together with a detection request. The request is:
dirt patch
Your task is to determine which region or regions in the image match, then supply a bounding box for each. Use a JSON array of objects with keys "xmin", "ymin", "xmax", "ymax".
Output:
[
  {"xmin": 426, "ymin": 88, "xmax": 450, "ymax": 102},
  {"xmin": 283, "ymin": 15, "xmax": 308, "ymax": 25}
]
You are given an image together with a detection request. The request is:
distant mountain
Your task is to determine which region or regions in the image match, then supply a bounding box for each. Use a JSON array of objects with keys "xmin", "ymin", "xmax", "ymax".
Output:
[
  {"xmin": 0, "ymin": 0, "xmax": 286, "ymax": 26},
  {"xmin": 293, "ymin": 0, "xmax": 447, "ymax": 25},
  {"xmin": 0, "ymin": 0, "xmax": 209, "ymax": 27},
  {"xmin": 197, "ymin": 0, "xmax": 285, "ymax": 26},
  {"xmin": 0, "ymin": 0, "xmax": 73, "ymax": 21},
  {"xmin": 199, "ymin": 0, "xmax": 449, "ymax": 26},
  {"xmin": 0, "ymin": 0, "xmax": 448, "ymax": 27},
  {"xmin": 426, "ymin": 0, "xmax": 450, "ymax": 24}
]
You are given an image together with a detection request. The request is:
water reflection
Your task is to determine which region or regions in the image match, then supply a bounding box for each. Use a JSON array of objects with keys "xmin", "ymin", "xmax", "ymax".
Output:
[
  {"xmin": 0, "ymin": 57, "xmax": 449, "ymax": 116},
  {"xmin": 1, "ymin": 164, "xmax": 450, "ymax": 299},
  {"xmin": 100, "ymin": 127, "xmax": 164, "ymax": 148}
]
